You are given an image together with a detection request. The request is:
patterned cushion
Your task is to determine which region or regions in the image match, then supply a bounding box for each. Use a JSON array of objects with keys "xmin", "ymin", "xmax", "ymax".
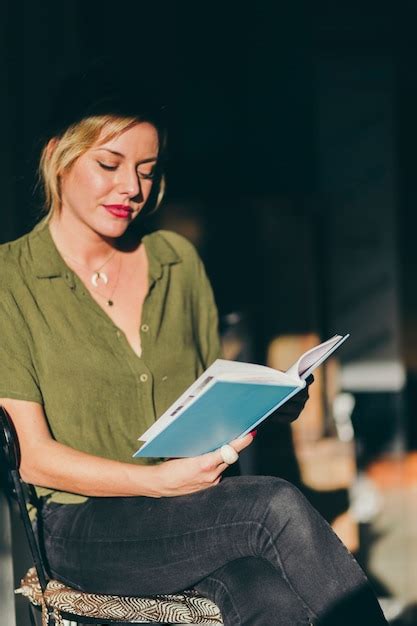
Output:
[{"xmin": 16, "ymin": 567, "xmax": 223, "ymax": 624}]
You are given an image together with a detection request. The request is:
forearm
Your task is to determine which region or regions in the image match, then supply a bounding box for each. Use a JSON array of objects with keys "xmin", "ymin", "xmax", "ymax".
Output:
[
  {"xmin": 2, "ymin": 398, "xmax": 253, "ymax": 500},
  {"xmin": 21, "ymin": 439, "xmax": 162, "ymax": 498}
]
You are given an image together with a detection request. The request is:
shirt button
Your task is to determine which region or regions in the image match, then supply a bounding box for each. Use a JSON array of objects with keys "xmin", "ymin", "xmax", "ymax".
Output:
[
  {"xmin": 141, "ymin": 324, "xmax": 149, "ymax": 333},
  {"xmin": 116, "ymin": 330, "xmax": 121, "ymax": 338},
  {"xmin": 140, "ymin": 373, "xmax": 148, "ymax": 383}
]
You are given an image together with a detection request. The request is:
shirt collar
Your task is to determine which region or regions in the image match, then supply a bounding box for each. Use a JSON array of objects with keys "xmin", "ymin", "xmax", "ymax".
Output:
[
  {"xmin": 143, "ymin": 231, "xmax": 181, "ymax": 283},
  {"xmin": 30, "ymin": 221, "xmax": 181, "ymax": 281}
]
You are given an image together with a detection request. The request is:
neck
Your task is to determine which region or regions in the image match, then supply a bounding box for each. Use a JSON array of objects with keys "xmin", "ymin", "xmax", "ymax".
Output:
[{"xmin": 49, "ymin": 213, "xmax": 118, "ymax": 268}]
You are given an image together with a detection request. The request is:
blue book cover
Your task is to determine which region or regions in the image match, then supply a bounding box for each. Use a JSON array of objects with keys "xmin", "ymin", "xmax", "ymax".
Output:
[
  {"xmin": 134, "ymin": 380, "xmax": 300, "ymax": 458},
  {"xmin": 133, "ymin": 334, "xmax": 349, "ymax": 459}
]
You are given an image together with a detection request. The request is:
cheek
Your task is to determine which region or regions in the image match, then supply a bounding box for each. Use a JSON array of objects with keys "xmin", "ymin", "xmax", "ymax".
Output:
[
  {"xmin": 80, "ymin": 166, "xmax": 113, "ymax": 195},
  {"xmin": 65, "ymin": 168, "xmax": 113, "ymax": 203}
]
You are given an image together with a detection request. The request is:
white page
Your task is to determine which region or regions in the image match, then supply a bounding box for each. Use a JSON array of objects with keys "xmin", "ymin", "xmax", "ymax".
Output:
[{"xmin": 286, "ymin": 334, "xmax": 349, "ymax": 379}]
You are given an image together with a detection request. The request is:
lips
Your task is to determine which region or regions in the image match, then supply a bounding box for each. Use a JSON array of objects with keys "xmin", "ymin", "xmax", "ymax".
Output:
[{"xmin": 103, "ymin": 205, "xmax": 133, "ymax": 219}]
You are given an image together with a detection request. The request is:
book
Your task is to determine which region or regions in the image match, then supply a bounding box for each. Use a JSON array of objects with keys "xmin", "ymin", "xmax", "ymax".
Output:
[{"xmin": 133, "ymin": 333, "xmax": 349, "ymax": 458}]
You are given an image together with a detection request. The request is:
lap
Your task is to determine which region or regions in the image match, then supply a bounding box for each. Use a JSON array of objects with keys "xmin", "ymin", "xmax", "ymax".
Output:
[
  {"xmin": 43, "ymin": 475, "xmax": 306, "ymax": 542},
  {"xmin": 41, "ymin": 476, "xmax": 308, "ymax": 594}
]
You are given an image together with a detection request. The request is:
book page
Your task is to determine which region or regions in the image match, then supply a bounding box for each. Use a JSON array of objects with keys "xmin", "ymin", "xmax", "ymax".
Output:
[{"xmin": 286, "ymin": 334, "xmax": 349, "ymax": 379}]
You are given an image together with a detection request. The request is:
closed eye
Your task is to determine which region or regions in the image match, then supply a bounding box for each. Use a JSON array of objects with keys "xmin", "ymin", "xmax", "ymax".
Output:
[
  {"xmin": 98, "ymin": 161, "xmax": 156, "ymax": 179},
  {"xmin": 139, "ymin": 170, "xmax": 155, "ymax": 181},
  {"xmin": 138, "ymin": 163, "xmax": 157, "ymax": 180},
  {"xmin": 98, "ymin": 162, "xmax": 118, "ymax": 171}
]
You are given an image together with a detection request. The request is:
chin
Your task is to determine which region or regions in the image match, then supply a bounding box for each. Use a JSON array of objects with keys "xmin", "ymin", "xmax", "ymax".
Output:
[{"xmin": 94, "ymin": 219, "xmax": 132, "ymax": 240}]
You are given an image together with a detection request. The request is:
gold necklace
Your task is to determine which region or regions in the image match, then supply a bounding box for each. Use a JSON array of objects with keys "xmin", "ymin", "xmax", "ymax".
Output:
[
  {"xmin": 63, "ymin": 249, "xmax": 117, "ymax": 288},
  {"xmin": 91, "ymin": 254, "xmax": 122, "ymax": 307},
  {"xmin": 63, "ymin": 250, "xmax": 121, "ymax": 307}
]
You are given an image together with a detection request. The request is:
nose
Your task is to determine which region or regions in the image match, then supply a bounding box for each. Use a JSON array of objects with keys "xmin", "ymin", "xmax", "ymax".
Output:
[{"xmin": 117, "ymin": 165, "xmax": 142, "ymax": 200}]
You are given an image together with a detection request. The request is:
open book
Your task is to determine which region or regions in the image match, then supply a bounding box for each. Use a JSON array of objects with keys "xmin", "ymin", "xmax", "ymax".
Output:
[{"xmin": 133, "ymin": 333, "xmax": 349, "ymax": 458}]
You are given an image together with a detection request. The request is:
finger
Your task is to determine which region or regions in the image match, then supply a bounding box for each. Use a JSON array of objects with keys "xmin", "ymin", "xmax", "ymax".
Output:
[
  {"xmin": 229, "ymin": 432, "xmax": 254, "ymax": 453},
  {"xmin": 203, "ymin": 453, "xmax": 229, "ymax": 473},
  {"xmin": 199, "ymin": 432, "xmax": 253, "ymax": 469},
  {"xmin": 200, "ymin": 449, "xmax": 230, "ymax": 470},
  {"xmin": 205, "ymin": 445, "xmax": 238, "ymax": 469},
  {"xmin": 219, "ymin": 444, "xmax": 239, "ymax": 464},
  {"xmin": 213, "ymin": 462, "xmax": 229, "ymax": 478}
]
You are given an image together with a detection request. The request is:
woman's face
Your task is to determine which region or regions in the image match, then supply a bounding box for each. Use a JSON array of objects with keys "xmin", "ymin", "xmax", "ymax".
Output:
[{"xmin": 59, "ymin": 122, "xmax": 159, "ymax": 239}]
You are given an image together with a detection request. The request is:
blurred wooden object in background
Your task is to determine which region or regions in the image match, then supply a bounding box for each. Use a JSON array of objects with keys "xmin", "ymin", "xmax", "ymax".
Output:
[
  {"xmin": 267, "ymin": 333, "xmax": 358, "ymax": 552},
  {"xmin": 267, "ymin": 333, "xmax": 324, "ymax": 442}
]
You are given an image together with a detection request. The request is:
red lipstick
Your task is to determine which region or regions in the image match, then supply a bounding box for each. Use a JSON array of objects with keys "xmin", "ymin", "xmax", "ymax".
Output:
[{"xmin": 103, "ymin": 205, "xmax": 133, "ymax": 219}]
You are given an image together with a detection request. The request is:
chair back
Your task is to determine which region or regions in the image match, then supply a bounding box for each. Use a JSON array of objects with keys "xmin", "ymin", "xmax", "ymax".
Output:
[{"xmin": 0, "ymin": 406, "xmax": 49, "ymax": 592}]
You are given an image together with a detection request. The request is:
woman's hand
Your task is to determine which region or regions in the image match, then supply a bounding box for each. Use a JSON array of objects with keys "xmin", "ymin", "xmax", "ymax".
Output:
[
  {"xmin": 151, "ymin": 433, "xmax": 254, "ymax": 497},
  {"xmin": 269, "ymin": 374, "xmax": 314, "ymax": 424}
]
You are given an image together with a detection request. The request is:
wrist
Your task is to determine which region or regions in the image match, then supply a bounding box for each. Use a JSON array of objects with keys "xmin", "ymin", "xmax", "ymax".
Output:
[
  {"xmin": 125, "ymin": 462, "xmax": 163, "ymax": 498},
  {"xmin": 145, "ymin": 462, "xmax": 164, "ymax": 497}
]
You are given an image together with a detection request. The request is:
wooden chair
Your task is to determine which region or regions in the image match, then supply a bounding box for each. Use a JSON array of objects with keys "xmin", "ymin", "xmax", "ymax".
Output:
[{"xmin": 0, "ymin": 407, "xmax": 223, "ymax": 626}]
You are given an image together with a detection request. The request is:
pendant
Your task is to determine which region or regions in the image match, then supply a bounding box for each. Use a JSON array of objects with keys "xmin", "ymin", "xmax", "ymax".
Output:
[{"xmin": 91, "ymin": 271, "xmax": 109, "ymax": 287}]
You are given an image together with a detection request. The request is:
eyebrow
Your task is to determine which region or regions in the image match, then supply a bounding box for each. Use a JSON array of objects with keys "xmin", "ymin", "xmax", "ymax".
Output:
[{"xmin": 95, "ymin": 148, "xmax": 158, "ymax": 163}]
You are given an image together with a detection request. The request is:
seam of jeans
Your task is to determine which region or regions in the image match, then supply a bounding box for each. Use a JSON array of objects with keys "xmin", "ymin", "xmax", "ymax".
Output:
[
  {"xmin": 318, "ymin": 513, "xmax": 369, "ymax": 584},
  {"xmin": 260, "ymin": 524, "xmax": 318, "ymax": 622},
  {"xmin": 199, "ymin": 574, "xmax": 242, "ymax": 626},
  {"xmin": 44, "ymin": 519, "xmax": 263, "ymax": 543},
  {"xmin": 47, "ymin": 542, "xmax": 253, "ymax": 573},
  {"xmin": 200, "ymin": 569, "xmax": 313, "ymax": 626}
]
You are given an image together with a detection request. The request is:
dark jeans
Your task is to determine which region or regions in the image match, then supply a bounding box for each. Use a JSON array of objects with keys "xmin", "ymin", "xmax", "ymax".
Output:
[{"xmin": 41, "ymin": 476, "xmax": 387, "ymax": 626}]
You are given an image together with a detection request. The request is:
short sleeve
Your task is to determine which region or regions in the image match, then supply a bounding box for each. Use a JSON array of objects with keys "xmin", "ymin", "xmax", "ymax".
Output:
[{"xmin": 0, "ymin": 290, "xmax": 43, "ymax": 403}]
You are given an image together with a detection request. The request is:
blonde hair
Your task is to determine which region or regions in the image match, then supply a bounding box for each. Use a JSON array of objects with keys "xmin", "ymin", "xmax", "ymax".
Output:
[{"xmin": 39, "ymin": 114, "xmax": 165, "ymax": 220}]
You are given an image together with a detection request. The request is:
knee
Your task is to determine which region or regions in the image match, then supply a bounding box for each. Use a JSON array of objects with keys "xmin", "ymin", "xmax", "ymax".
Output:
[
  {"xmin": 268, "ymin": 478, "xmax": 309, "ymax": 512},
  {"xmin": 265, "ymin": 478, "xmax": 317, "ymax": 530}
]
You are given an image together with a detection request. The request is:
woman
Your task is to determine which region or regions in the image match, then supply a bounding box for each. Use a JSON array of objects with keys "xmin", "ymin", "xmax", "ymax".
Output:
[{"xmin": 0, "ymin": 79, "xmax": 387, "ymax": 625}]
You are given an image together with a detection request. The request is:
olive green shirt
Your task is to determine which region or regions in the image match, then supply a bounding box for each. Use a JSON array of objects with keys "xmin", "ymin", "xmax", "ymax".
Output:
[{"xmin": 0, "ymin": 221, "xmax": 221, "ymax": 504}]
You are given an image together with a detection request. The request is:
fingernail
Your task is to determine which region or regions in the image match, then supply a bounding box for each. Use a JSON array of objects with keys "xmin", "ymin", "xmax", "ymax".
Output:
[{"xmin": 250, "ymin": 430, "xmax": 257, "ymax": 438}]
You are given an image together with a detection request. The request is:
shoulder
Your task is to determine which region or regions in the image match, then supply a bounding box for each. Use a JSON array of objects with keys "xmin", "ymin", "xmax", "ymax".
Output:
[
  {"xmin": 0, "ymin": 231, "xmax": 29, "ymax": 258},
  {"xmin": 0, "ymin": 232, "xmax": 29, "ymax": 283},
  {"xmin": 0, "ymin": 225, "xmax": 44, "ymax": 290},
  {"xmin": 151, "ymin": 230, "xmax": 199, "ymax": 257},
  {"xmin": 143, "ymin": 230, "xmax": 211, "ymax": 295},
  {"xmin": 145, "ymin": 229, "xmax": 202, "ymax": 268}
]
